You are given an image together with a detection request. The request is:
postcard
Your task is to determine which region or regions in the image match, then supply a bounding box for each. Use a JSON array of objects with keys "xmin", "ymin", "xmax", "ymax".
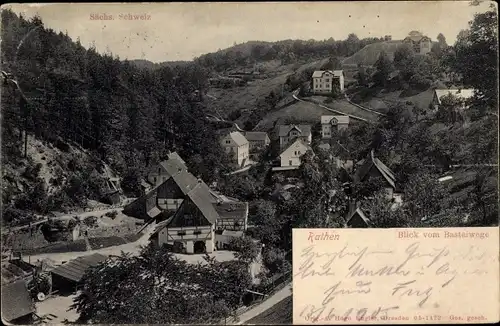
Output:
[
  {"xmin": 0, "ymin": 1, "xmax": 498, "ymax": 325},
  {"xmin": 293, "ymin": 228, "xmax": 499, "ymax": 324}
]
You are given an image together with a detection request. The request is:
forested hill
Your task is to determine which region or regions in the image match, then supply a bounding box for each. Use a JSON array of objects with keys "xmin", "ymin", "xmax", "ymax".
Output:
[
  {"xmin": 129, "ymin": 59, "xmax": 191, "ymax": 70},
  {"xmin": 193, "ymin": 36, "xmax": 385, "ymax": 72},
  {"xmin": 1, "ymin": 9, "xmax": 230, "ymax": 224}
]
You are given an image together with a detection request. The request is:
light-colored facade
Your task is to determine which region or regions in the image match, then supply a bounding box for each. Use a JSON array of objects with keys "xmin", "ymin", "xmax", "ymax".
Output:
[
  {"xmin": 403, "ymin": 31, "xmax": 432, "ymax": 55},
  {"xmin": 312, "ymin": 70, "xmax": 345, "ymax": 94},
  {"xmin": 431, "ymin": 88, "xmax": 475, "ymax": 111},
  {"xmin": 221, "ymin": 131, "xmax": 249, "ymax": 167},
  {"xmin": 321, "ymin": 115, "xmax": 350, "ymax": 139},
  {"xmin": 278, "ymin": 125, "xmax": 312, "ymax": 150},
  {"xmin": 279, "ymin": 138, "xmax": 311, "ymax": 167}
]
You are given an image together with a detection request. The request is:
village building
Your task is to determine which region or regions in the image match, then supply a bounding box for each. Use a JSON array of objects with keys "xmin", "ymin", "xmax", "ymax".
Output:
[
  {"xmin": 278, "ymin": 138, "xmax": 313, "ymax": 168},
  {"xmin": 312, "ymin": 70, "xmax": 345, "ymax": 94},
  {"xmin": 278, "ymin": 124, "xmax": 312, "ymax": 150},
  {"xmin": 150, "ymin": 181, "xmax": 218, "ymax": 254},
  {"xmin": 220, "ymin": 131, "xmax": 250, "ymax": 167},
  {"xmin": 431, "ymin": 88, "xmax": 475, "ymax": 111},
  {"xmin": 146, "ymin": 152, "xmax": 188, "ymax": 188},
  {"xmin": 353, "ymin": 149, "xmax": 403, "ymax": 203},
  {"xmin": 321, "ymin": 115, "xmax": 350, "ymax": 139},
  {"xmin": 49, "ymin": 253, "xmax": 109, "ymax": 294},
  {"xmin": 346, "ymin": 207, "xmax": 372, "ymax": 228},
  {"xmin": 243, "ymin": 131, "xmax": 270, "ymax": 158},
  {"xmin": 403, "ymin": 31, "xmax": 432, "ymax": 55},
  {"xmin": 1, "ymin": 279, "xmax": 36, "ymax": 325}
]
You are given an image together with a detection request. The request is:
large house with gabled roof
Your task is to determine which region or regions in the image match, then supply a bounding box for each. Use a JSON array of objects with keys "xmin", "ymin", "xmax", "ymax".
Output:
[
  {"xmin": 403, "ymin": 31, "xmax": 432, "ymax": 55},
  {"xmin": 125, "ymin": 153, "xmax": 248, "ymax": 254},
  {"xmin": 321, "ymin": 115, "xmax": 350, "ymax": 139},
  {"xmin": 353, "ymin": 149, "xmax": 403, "ymax": 203},
  {"xmin": 312, "ymin": 70, "xmax": 345, "ymax": 94},
  {"xmin": 220, "ymin": 131, "xmax": 249, "ymax": 167},
  {"xmin": 278, "ymin": 124, "xmax": 312, "ymax": 151}
]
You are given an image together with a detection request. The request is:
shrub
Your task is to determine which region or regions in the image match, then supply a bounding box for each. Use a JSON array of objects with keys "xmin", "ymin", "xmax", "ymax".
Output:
[
  {"xmin": 323, "ymin": 97, "xmax": 333, "ymax": 104},
  {"xmin": 105, "ymin": 210, "xmax": 118, "ymax": 219},
  {"xmin": 83, "ymin": 216, "xmax": 98, "ymax": 228}
]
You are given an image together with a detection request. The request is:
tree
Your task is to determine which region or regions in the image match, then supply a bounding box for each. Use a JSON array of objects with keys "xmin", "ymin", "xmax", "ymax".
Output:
[
  {"xmin": 437, "ymin": 33, "xmax": 448, "ymax": 48},
  {"xmin": 403, "ymin": 172, "xmax": 449, "ymax": 221},
  {"xmin": 393, "ymin": 44, "xmax": 414, "ymax": 69},
  {"xmin": 448, "ymin": 5, "xmax": 498, "ymax": 110},
  {"xmin": 373, "ymin": 51, "xmax": 393, "ymax": 86},
  {"xmin": 228, "ymin": 236, "xmax": 260, "ymax": 263},
  {"xmin": 71, "ymin": 245, "xmax": 251, "ymax": 324}
]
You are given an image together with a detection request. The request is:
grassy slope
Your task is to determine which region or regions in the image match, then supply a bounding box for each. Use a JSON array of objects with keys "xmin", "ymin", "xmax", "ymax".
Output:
[{"xmin": 342, "ymin": 41, "xmax": 403, "ymax": 67}]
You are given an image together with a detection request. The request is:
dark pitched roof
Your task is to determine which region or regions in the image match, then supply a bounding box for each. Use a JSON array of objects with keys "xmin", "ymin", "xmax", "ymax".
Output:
[
  {"xmin": 160, "ymin": 157, "xmax": 188, "ymax": 177},
  {"xmin": 171, "ymin": 169, "xmax": 200, "ymax": 195},
  {"xmin": 346, "ymin": 207, "xmax": 372, "ymax": 227},
  {"xmin": 278, "ymin": 124, "xmax": 312, "ymax": 137},
  {"xmin": 167, "ymin": 152, "xmax": 186, "ymax": 164},
  {"xmin": 244, "ymin": 131, "xmax": 269, "ymax": 142},
  {"xmin": 213, "ymin": 201, "xmax": 248, "ymax": 220},
  {"xmin": 1, "ymin": 279, "xmax": 35, "ymax": 322},
  {"xmin": 50, "ymin": 253, "xmax": 108, "ymax": 283},
  {"xmin": 184, "ymin": 183, "xmax": 219, "ymax": 224},
  {"xmin": 354, "ymin": 150, "xmax": 396, "ymax": 189}
]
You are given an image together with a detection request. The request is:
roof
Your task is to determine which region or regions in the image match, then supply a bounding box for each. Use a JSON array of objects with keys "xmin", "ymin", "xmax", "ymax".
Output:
[
  {"xmin": 50, "ymin": 253, "xmax": 109, "ymax": 283},
  {"xmin": 224, "ymin": 131, "xmax": 248, "ymax": 147},
  {"xmin": 354, "ymin": 150, "xmax": 396, "ymax": 189},
  {"xmin": 167, "ymin": 152, "xmax": 186, "ymax": 164},
  {"xmin": 347, "ymin": 208, "xmax": 371, "ymax": 226},
  {"xmin": 312, "ymin": 70, "xmax": 344, "ymax": 78},
  {"xmin": 278, "ymin": 124, "xmax": 312, "ymax": 137},
  {"xmin": 434, "ymin": 89, "xmax": 475, "ymax": 105},
  {"xmin": 170, "ymin": 169, "xmax": 200, "ymax": 195},
  {"xmin": 183, "ymin": 183, "xmax": 219, "ymax": 225},
  {"xmin": 213, "ymin": 201, "xmax": 248, "ymax": 220},
  {"xmin": 404, "ymin": 31, "xmax": 431, "ymax": 43},
  {"xmin": 280, "ymin": 138, "xmax": 313, "ymax": 158},
  {"xmin": 321, "ymin": 115, "xmax": 350, "ymax": 125},
  {"xmin": 1, "ymin": 279, "xmax": 35, "ymax": 322},
  {"xmin": 244, "ymin": 131, "xmax": 269, "ymax": 142},
  {"xmin": 271, "ymin": 166, "xmax": 300, "ymax": 171},
  {"xmin": 159, "ymin": 157, "xmax": 188, "ymax": 177}
]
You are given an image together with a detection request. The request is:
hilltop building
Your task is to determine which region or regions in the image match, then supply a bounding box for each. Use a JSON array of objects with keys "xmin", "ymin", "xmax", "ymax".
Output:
[{"xmin": 403, "ymin": 31, "xmax": 432, "ymax": 55}]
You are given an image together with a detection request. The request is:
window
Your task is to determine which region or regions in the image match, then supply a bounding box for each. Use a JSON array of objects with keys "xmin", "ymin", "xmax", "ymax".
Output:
[
  {"xmin": 289, "ymin": 160, "xmax": 293, "ymax": 166},
  {"xmin": 193, "ymin": 230, "xmax": 202, "ymax": 235},
  {"xmin": 177, "ymin": 231, "xmax": 186, "ymax": 236},
  {"xmin": 153, "ymin": 177, "xmax": 157, "ymax": 183},
  {"xmin": 325, "ymin": 79, "xmax": 330, "ymax": 83},
  {"xmin": 158, "ymin": 168, "xmax": 161, "ymax": 174},
  {"xmin": 294, "ymin": 151, "xmax": 297, "ymax": 155},
  {"xmin": 226, "ymin": 140, "xmax": 230, "ymax": 144}
]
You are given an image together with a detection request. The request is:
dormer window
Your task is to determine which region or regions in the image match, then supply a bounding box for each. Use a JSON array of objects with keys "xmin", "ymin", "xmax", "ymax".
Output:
[{"xmin": 330, "ymin": 118, "xmax": 338, "ymax": 125}]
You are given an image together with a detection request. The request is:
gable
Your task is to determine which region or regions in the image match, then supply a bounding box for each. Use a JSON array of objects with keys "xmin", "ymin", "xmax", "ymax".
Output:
[
  {"xmin": 280, "ymin": 139, "xmax": 309, "ymax": 157},
  {"xmin": 167, "ymin": 197, "xmax": 213, "ymax": 228}
]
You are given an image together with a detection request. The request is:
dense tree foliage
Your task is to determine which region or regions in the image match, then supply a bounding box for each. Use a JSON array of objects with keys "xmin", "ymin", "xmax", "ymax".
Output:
[
  {"xmin": 195, "ymin": 36, "xmax": 383, "ymax": 72},
  {"xmin": 71, "ymin": 244, "xmax": 251, "ymax": 323},
  {"xmin": 1, "ymin": 10, "xmax": 230, "ymax": 222}
]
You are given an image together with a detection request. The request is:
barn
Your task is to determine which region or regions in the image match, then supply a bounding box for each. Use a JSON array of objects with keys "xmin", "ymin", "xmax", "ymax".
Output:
[{"xmin": 50, "ymin": 253, "xmax": 108, "ymax": 294}]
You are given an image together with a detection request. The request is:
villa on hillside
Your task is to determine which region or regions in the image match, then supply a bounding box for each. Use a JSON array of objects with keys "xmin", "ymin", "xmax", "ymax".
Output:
[
  {"xmin": 220, "ymin": 131, "xmax": 249, "ymax": 167},
  {"xmin": 278, "ymin": 124, "xmax": 312, "ymax": 150},
  {"xmin": 431, "ymin": 88, "xmax": 476, "ymax": 111},
  {"xmin": 403, "ymin": 31, "xmax": 432, "ymax": 55},
  {"xmin": 321, "ymin": 115, "xmax": 350, "ymax": 139},
  {"xmin": 312, "ymin": 70, "xmax": 345, "ymax": 94}
]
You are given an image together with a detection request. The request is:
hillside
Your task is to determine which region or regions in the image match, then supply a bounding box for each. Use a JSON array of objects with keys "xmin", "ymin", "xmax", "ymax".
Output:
[
  {"xmin": 342, "ymin": 40, "xmax": 403, "ymax": 66},
  {"xmin": 129, "ymin": 59, "xmax": 192, "ymax": 70}
]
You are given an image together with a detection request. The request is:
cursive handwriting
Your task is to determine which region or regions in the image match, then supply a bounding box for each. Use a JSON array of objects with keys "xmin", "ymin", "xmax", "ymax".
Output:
[
  {"xmin": 300, "ymin": 303, "xmax": 400, "ymax": 322},
  {"xmin": 322, "ymin": 281, "xmax": 372, "ymax": 305},
  {"xmin": 391, "ymin": 280, "xmax": 433, "ymax": 307}
]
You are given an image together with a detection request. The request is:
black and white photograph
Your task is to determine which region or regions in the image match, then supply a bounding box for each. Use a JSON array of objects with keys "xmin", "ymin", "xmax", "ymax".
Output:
[{"xmin": 1, "ymin": 1, "xmax": 498, "ymax": 325}]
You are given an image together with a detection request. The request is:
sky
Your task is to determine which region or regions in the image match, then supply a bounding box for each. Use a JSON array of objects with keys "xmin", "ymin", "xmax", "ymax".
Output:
[{"xmin": 3, "ymin": 1, "xmax": 495, "ymax": 63}]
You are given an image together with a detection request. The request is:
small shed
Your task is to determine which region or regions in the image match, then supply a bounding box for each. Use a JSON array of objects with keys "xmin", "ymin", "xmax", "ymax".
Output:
[
  {"xmin": 1, "ymin": 279, "xmax": 36, "ymax": 324},
  {"xmin": 50, "ymin": 253, "xmax": 108, "ymax": 294}
]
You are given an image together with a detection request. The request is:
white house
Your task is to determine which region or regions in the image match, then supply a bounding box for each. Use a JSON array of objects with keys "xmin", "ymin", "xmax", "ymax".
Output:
[
  {"xmin": 312, "ymin": 70, "xmax": 345, "ymax": 94},
  {"xmin": 431, "ymin": 88, "xmax": 475, "ymax": 111},
  {"xmin": 279, "ymin": 138, "xmax": 312, "ymax": 167},
  {"xmin": 220, "ymin": 131, "xmax": 249, "ymax": 167},
  {"xmin": 278, "ymin": 124, "xmax": 312, "ymax": 150},
  {"xmin": 321, "ymin": 115, "xmax": 350, "ymax": 139}
]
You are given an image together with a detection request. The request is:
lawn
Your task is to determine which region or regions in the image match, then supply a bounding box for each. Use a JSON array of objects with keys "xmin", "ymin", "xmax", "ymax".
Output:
[{"xmin": 256, "ymin": 100, "xmax": 331, "ymax": 130}]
